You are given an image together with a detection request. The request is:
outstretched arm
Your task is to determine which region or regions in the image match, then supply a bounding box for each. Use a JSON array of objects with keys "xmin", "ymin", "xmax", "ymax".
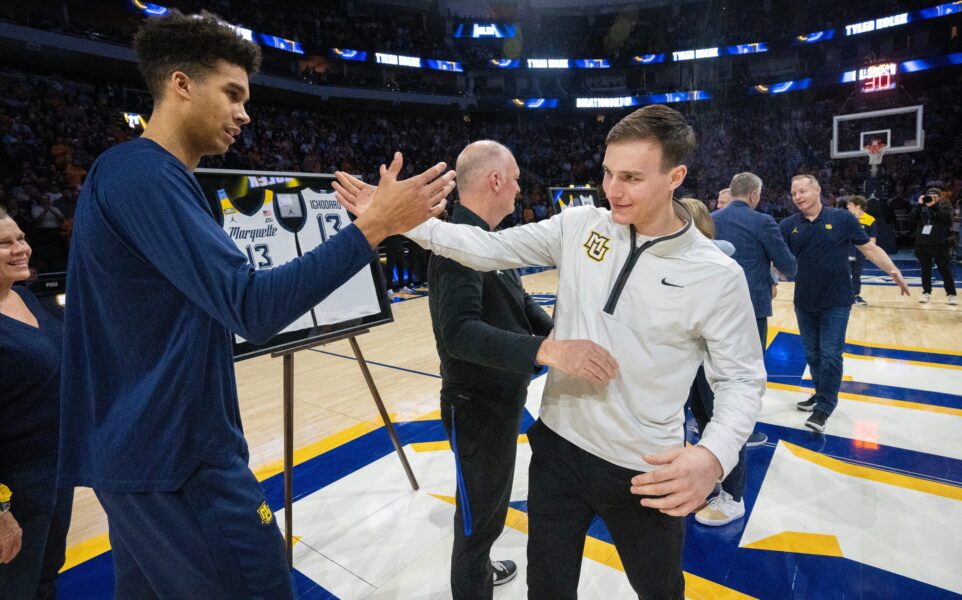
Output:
[
  {"xmin": 337, "ymin": 152, "xmax": 456, "ymax": 248},
  {"xmin": 856, "ymin": 241, "xmax": 910, "ymax": 296},
  {"xmin": 336, "ymin": 165, "xmax": 564, "ymax": 272}
]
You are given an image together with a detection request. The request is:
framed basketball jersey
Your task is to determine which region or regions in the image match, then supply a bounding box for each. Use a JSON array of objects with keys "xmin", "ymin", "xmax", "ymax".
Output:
[{"xmin": 196, "ymin": 169, "xmax": 392, "ymax": 360}]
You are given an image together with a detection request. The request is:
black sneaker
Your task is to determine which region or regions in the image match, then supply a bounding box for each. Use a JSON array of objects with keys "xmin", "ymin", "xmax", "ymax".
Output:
[
  {"xmin": 854, "ymin": 296, "xmax": 868, "ymax": 306},
  {"xmin": 795, "ymin": 396, "xmax": 817, "ymax": 412},
  {"xmin": 492, "ymin": 560, "xmax": 517, "ymax": 586},
  {"xmin": 805, "ymin": 410, "xmax": 830, "ymax": 433}
]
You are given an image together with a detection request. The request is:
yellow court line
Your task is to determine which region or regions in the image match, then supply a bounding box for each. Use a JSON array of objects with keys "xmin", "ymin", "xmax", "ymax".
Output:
[
  {"xmin": 766, "ymin": 381, "xmax": 962, "ymax": 417},
  {"xmin": 842, "ymin": 352, "xmax": 962, "ymax": 371},
  {"xmin": 414, "ymin": 409, "xmax": 442, "ymax": 421},
  {"xmin": 64, "ymin": 417, "xmax": 390, "ymax": 572},
  {"xmin": 782, "ymin": 441, "xmax": 962, "ymax": 501},
  {"xmin": 62, "ymin": 533, "xmax": 111, "ymax": 572},
  {"xmin": 769, "ymin": 327, "xmax": 962, "ymax": 358},
  {"xmin": 412, "ymin": 440, "xmax": 451, "ymax": 452},
  {"xmin": 742, "ymin": 531, "xmax": 843, "ymax": 557},
  {"xmin": 430, "ymin": 494, "xmax": 756, "ymax": 599},
  {"xmin": 412, "ymin": 435, "xmax": 529, "ymax": 453},
  {"xmin": 251, "ymin": 418, "xmax": 388, "ymax": 481}
]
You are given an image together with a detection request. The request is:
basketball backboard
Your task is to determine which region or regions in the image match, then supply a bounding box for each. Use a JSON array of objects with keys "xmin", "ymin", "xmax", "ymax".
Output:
[{"xmin": 831, "ymin": 105, "xmax": 924, "ymax": 159}]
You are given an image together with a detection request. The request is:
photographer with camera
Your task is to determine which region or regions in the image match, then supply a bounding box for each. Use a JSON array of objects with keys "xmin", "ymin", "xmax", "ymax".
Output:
[{"xmin": 909, "ymin": 187, "xmax": 957, "ymax": 305}]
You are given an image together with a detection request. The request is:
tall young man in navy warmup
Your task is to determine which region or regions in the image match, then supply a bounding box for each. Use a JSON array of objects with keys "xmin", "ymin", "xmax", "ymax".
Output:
[
  {"xmin": 59, "ymin": 11, "xmax": 455, "ymax": 598},
  {"xmin": 780, "ymin": 175, "xmax": 909, "ymax": 433}
]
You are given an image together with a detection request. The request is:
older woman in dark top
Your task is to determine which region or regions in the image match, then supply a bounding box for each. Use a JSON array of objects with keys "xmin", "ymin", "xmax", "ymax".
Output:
[{"xmin": 0, "ymin": 207, "xmax": 72, "ymax": 600}]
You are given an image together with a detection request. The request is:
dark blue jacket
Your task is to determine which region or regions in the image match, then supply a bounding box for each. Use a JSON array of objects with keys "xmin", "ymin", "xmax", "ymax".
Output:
[
  {"xmin": 712, "ymin": 200, "xmax": 797, "ymax": 318},
  {"xmin": 60, "ymin": 138, "xmax": 375, "ymax": 492}
]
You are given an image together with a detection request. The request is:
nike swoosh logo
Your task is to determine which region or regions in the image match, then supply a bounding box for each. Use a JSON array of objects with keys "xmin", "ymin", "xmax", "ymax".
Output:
[{"xmin": 661, "ymin": 277, "xmax": 683, "ymax": 288}]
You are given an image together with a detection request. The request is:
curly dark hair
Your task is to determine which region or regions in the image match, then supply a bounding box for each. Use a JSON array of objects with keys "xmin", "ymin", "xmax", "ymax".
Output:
[{"xmin": 133, "ymin": 10, "xmax": 262, "ymax": 100}]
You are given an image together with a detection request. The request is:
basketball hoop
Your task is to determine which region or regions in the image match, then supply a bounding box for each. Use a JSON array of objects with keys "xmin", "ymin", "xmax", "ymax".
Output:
[{"xmin": 864, "ymin": 140, "xmax": 887, "ymax": 176}]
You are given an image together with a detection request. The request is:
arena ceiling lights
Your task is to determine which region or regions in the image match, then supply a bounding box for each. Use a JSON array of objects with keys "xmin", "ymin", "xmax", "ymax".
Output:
[
  {"xmin": 511, "ymin": 98, "xmax": 560, "ymax": 109},
  {"xmin": 630, "ymin": 54, "xmax": 666, "ymax": 64},
  {"xmin": 510, "ymin": 90, "xmax": 711, "ymax": 110},
  {"xmin": 453, "ymin": 23, "xmax": 516, "ymax": 39},
  {"xmin": 795, "ymin": 2, "xmax": 959, "ymax": 45},
  {"xmin": 751, "ymin": 79, "xmax": 813, "ymax": 95},
  {"xmin": 751, "ymin": 50, "xmax": 962, "ymax": 96},
  {"xmin": 671, "ymin": 44, "xmax": 768, "ymax": 62},
  {"xmin": 129, "ymin": 0, "xmax": 303, "ymax": 54},
  {"xmin": 129, "ymin": 0, "xmax": 962, "ymax": 75},
  {"xmin": 330, "ymin": 48, "xmax": 368, "ymax": 62}
]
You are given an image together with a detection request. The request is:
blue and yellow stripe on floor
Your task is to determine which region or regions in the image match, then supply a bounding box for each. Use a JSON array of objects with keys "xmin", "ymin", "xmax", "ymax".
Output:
[{"xmin": 57, "ymin": 330, "xmax": 962, "ymax": 599}]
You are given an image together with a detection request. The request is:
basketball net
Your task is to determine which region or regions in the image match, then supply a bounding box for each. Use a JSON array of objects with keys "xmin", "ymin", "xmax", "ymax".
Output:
[{"xmin": 864, "ymin": 140, "xmax": 886, "ymax": 176}]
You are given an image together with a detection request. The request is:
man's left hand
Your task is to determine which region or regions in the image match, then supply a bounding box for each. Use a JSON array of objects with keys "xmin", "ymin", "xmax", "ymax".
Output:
[
  {"xmin": 629, "ymin": 446, "xmax": 723, "ymax": 517},
  {"xmin": 890, "ymin": 270, "xmax": 911, "ymax": 296}
]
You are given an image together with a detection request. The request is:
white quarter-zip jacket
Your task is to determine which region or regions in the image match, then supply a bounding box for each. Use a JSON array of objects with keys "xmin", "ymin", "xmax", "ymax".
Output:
[{"xmin": 407, "ymin": 204, "xmax": 766, "ymax": 477}]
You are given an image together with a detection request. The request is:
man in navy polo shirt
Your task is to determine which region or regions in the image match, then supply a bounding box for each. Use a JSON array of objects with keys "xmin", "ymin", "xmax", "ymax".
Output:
[{"xmin": 780, "ymin": 175, "xmax": 909, "ymax": 432}]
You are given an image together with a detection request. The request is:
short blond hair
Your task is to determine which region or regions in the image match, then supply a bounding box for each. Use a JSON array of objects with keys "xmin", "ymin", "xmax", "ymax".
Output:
[
  {"xmin": 679, "ymin": 197, "xmax": 714, "ymax": 239},
  {"xmin": 791, "ymin": 174, "xmax": 820, "ymax": 188}
]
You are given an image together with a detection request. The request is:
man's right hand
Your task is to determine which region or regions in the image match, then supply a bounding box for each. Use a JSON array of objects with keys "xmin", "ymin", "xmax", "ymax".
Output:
[
  {"xmin": 333, "ymin": 152, "xmax": 456, "ymax": 247},
  {"xmin": 0, "ymin": 511, "xmax": 22, "ymax": 564},
  {"xmin": 536, "ymin": 339, "xmax": 619, "ymax": 385}
]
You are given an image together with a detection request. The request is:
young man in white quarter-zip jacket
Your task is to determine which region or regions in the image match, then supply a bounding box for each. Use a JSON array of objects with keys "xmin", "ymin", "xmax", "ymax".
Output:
[{"xmin": 334, "ymin": 105, "xmax": 766, "ymax": 600}]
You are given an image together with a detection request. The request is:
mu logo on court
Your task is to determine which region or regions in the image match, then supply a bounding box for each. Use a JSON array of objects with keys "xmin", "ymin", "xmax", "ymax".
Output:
[{"xmin": 583, "ymin": 231, "xmax": 611, "ymax": 262}]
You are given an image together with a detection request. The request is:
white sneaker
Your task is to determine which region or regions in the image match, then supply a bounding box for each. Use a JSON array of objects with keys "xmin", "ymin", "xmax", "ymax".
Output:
[
  {"xmin": 695, "ymin": 490, "xmax": 745, "ymax": 526},
  {"xmin": 949, "ymin": 295, "xmax": 958, "ymax": 306},
  {"xmin": 919, "ymin": 293, "xmax": 931, "ymax": 304}
]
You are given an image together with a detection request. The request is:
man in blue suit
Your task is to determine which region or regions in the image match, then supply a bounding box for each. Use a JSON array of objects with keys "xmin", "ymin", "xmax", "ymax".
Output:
[
  {"xmin": 693, "ymin": 172, "xmax": 796, "ymax": 527},
  {"xmin": 714, "ymin": 173, "xmax": 797, "ymax": 344}
]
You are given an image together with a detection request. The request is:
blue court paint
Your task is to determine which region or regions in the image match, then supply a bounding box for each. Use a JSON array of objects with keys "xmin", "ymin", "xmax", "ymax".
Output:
[
  {"xmin": 57, "ymin": 550, "xmax": 114, "ymax": 600},
  {"xmin": 59, "ymin": 330, "xmax": 962, "ymax": 599},
  {"xmin": 511, "ymin": 426, "xmax": 961, "ymax": 599},
  {"xmin": 291, "ymin": 568, "xmax": 339, "ymax": 599},
  {"xmin": 861, "ymin": 259, "xmax": 962, "ymax": 287},
  {"xmin": 841, "ymin": 342, "xmax": 962, "ymax": 366},
  {"xmin": 753, "ymin": 421, "xmax": 962, "ymax": 486},
  {"xmin": 766, "ymin": 332, "xmax": 962, "ymax": 410},
  {"xmin": 57, "ymin": 552, "xmax": 333, "ymax": 600},
  {"xmin": 261, "ymin": 420, "xmax": 448, "ymax": 510}
]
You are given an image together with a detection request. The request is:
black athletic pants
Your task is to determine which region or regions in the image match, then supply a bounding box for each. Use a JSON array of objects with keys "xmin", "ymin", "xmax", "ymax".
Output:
[
  {"xmin": 915, "ymin": 244, "xmax": 957, "ymax": 296},
  {"xmin": 384, "ymin": 235, "xmax": 408, "ymax": 291},
  {"xmin": 526, "ymin": 419, "xmax": 686, "ymax": 600},
  {"xmin": 441, "ymin": 390, "xmax": 525, "ymax": 600}
]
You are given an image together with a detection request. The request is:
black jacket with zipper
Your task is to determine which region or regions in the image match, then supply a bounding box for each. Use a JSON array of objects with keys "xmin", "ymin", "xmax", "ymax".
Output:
[
  {"xmin": 909, "ymin": 201, "xmax": 954, "ymax": 247},
  {"xmin": 427, "ymin": 204, "xmax": 554, "ymax": 403}
]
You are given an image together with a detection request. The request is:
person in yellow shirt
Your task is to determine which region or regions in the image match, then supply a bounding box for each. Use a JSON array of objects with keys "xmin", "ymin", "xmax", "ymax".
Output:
[{"xmin": 846, "ymin": 195, "xmax": 876, "ymax": 306}]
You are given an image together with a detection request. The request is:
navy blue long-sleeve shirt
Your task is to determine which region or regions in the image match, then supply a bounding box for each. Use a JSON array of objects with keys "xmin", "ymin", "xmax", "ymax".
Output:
[
  {"xmin": 1, "ymin": 287, "xmax": 62, "ymax": 473},
  {"xmin": 59, "ymin": 138, "xmax": 375, "ymax": 492}
]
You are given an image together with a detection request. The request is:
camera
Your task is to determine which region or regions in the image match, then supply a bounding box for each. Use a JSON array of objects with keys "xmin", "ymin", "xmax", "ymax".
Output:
[{"xmin": 922, "ymin": 194, "xmax": 938, "ymax": 205}]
